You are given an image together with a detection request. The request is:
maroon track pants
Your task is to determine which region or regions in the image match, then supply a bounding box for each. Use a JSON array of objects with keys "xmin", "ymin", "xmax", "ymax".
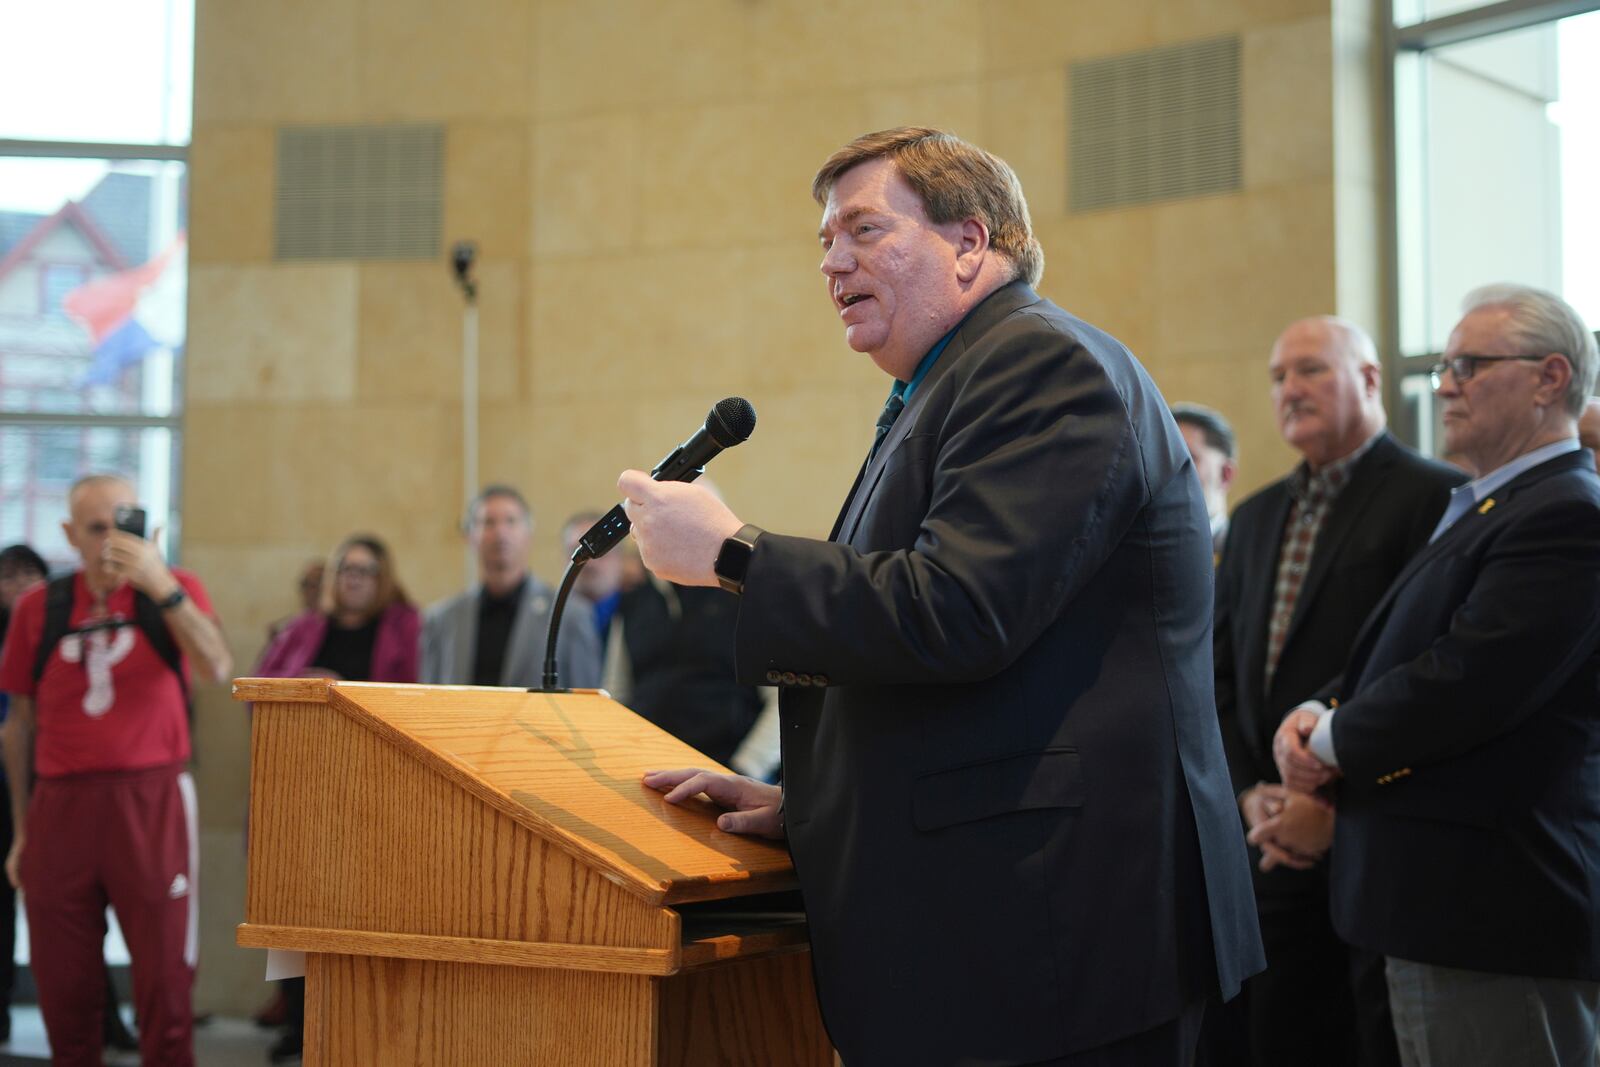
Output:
[{"xmin": 21, "ymin": 764, "xmax": 197, "ymax": 1067}]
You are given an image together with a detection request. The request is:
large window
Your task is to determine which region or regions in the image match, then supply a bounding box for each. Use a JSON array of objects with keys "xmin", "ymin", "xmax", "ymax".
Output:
[
  {"xmin": 0, "ymin": 1, "xmax": 191, "ymax": 571},
  {"xmin": 1391, "ymin": 1, "xmax": 1600, "ymax": 456}
]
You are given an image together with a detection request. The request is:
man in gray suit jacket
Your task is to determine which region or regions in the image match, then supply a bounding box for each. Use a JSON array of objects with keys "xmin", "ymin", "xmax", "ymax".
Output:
[{"xmin": 420, "ymin": 485, "xmax": 601, "ymax": 689}]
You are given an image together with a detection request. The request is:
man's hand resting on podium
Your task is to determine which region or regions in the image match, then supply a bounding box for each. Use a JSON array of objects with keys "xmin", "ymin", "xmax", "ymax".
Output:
[{"xmin": 643, "ymin": 769, "xmax": 785, "ymax": 840}]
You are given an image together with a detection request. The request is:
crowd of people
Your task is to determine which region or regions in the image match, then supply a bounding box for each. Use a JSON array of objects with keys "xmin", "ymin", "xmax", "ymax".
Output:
[
  {"xmin": 0, "ymin": 476, "xmax": 781, "ymax": 1063},
  {"xmin": 0, "ymin": 125, "xmax": 1596, "ymax": 1067}
]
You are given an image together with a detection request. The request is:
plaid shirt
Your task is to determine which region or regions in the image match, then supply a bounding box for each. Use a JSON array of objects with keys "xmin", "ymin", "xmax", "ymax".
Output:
[{"xmin": 1263, "ymin": 435, "xmax": 1380, "ymax": 689}]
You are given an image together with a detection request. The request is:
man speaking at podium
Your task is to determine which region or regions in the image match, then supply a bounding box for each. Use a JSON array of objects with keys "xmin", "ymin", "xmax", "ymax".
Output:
[{"xmin": 626, "ymin": 128, "xmax": 1263, "ymax": 1066}]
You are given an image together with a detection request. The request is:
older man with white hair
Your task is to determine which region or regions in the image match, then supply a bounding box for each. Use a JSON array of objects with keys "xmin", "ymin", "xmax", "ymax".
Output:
[{"xmin": 1275, "ymin": 284, "xmax": 1600, "ymax": 1067}]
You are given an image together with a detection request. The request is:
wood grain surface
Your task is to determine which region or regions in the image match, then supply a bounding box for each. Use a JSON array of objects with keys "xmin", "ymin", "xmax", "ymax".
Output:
[
  {"xmin": 241, "ymin": 679, "xmax": 796, "ymax": 905},
  {"xmin": 305, "ymin": 953, "xmax": 658, "ymax": 1065},
  {"xmin": 658, "ymin": 952, "xmax": 834, "ymax": 1067},
  {"xmin": 247, "ymin": 695, "xmax": 678, "ymax": 951}
]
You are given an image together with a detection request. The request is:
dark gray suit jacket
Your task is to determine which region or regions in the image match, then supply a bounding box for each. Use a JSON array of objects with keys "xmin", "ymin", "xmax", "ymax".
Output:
[
  {"xmin": 419, "ymin": 575, "xmax": 601, "ymax": 689},
  {"xmin": 1213, "ymin": 435, "xmax": 1462, "ymax": 898},
  {"xmin": 734, "ymin": 282, "xmax": 1264, "ymax": 1065}
]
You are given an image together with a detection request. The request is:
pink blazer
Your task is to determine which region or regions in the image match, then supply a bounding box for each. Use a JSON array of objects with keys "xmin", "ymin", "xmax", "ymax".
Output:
[{"xmin": 254, "ymin": 601, "xmax": 420, "ymax": 683}]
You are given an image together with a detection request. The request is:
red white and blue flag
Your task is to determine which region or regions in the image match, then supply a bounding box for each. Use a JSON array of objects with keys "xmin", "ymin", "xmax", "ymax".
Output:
[{"xmin": 63, "ymin": 233, "xmax": 186, "ymax": 386}]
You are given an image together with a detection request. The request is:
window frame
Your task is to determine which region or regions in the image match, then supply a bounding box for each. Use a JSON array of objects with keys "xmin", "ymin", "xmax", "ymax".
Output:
[
  {"xmin": 0, "ymin": 138, "xmax": 188, "ymax": 562},
  {"xmin": 1381, "ymin": 0, "xmax": 1600, "ymax": 447}
]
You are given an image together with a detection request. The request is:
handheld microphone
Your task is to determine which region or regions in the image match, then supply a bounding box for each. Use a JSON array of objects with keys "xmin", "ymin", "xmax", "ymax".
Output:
[
  {"xmin": 570, "ymin": 396, "xmax": 758, "ymax": 564},
  {"xmin": 539, "ymin": 397, "xmax": 757, "ymax": 691}
]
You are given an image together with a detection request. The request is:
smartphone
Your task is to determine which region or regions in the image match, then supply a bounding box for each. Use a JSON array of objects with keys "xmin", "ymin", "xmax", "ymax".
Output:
[{"xmin": 113, "ymin": 504, "xmax": 148, "ymax": 539}]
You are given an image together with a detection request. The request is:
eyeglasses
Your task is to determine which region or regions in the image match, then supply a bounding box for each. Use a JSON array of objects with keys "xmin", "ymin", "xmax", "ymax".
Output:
[
  {"xmin": 336, "ymin": 562, "xmax": 380, "ymax": 579},
  {"xmin": 1429, "ymin": 353, "xmax": 1547, "ymax": 389}
]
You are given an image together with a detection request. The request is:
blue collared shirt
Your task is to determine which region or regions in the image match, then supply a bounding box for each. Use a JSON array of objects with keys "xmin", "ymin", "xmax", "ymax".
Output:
[
  {"xmin": 1427, "ymin": 438, "xmax": 1581, "ymax": 543},
  {"xmin": 1308, "ymin": 436, "xmax": 1583, "ymax": 769},
  {"xmin": 889, "ymin": 328, "xmax": 957, "ymax": 407}
]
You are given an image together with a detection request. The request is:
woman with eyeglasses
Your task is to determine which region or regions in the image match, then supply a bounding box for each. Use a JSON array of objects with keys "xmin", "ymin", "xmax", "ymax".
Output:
[
  {"xmin": 255, "ymin": 534, "xmax": 419, "ymax": 686},
  {"xmin": 250, "ymin": 533, "xmax": 418, "ymax": 1062}
]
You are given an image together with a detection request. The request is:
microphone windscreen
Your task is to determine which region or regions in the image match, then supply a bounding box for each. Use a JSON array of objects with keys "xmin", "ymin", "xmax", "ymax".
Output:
[{"xmin": 707, "ymin": 396, "xmax": 757, "ymax": 447}]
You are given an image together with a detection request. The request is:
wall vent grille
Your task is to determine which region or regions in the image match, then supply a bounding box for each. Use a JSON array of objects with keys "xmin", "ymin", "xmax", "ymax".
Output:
[
  {"xmin": 275, "ymin": 124, "xmax": 443, "ymax": 260},
  {"xmin": 1069, "ymin": 36, "xmax": 1241, "ymax": 213}
]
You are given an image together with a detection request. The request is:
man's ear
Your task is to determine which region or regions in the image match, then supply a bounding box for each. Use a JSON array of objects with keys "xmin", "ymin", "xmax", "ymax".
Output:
[
  {"xmin": 60, "ymin": 519, "xmax": 77, "ymax": 554},
  {"xmin": 1535, "ymin": 353, "xmax": 1573, "ymax": 409},
  {"xmin": 1361, "ymin": 360, "xmax": 1383, "ymax": 397},
  {"xmin": 1220, "ymin": 457, "xmax": 1239, "ymax": 492},
  {"xmin": 953, "ymin": 218, "xmax": 991, "ymax": 284}
]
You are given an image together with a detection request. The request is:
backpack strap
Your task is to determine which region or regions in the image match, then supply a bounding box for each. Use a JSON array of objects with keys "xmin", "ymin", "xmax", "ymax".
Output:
[
  {"xmin": 31, "ymin": 575, "xmax": 78, "ymax": 685},
  {"xmin": 30, "ymin": 575, "xmax": 190, "ymax": 710},
  {"xmin": 132, "ymin": 588, "xmax": 189, "ymax": 709}
]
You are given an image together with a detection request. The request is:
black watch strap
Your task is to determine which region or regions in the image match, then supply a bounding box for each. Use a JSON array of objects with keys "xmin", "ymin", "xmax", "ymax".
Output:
[
  {"xmin": 156, "ymin": 586, "xmax": 187, "ymax": 611},
  {"xmin": 714, "ymin": 524, "xmax": 763, "ymax": 595}
]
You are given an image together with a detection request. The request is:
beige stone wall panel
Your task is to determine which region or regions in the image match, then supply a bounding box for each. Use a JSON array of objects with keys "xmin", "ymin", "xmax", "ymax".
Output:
[
  {"xmin": 187, "ymin": 125, "xmax": 276, "ymax": 264},
  {"xmin": 194, "ymin": 0, "xmax": 362, "ymax": 124},
  {"xmin": 355, "ymin": 260, "xmax": 524, "ymax": 403},
  {"xmin": 633, "ymin": 99, "xmax": 867, "ymax": 251},
  {"xmin": 446, "ymin": 122, "xmax": 533, "ymax": 262},
  {"xmin": 1151, "ymin": 184, "xmax": 1336, "ymax": 360},
  {"xmin": 984, "ymin": 0, "xmax": 1158, "ymax": 68},
  {"xmin": 1032, "ymin": 210, "xmax": 1158, "ymax": 358},
  {"xmin": 533, "ymin": 114, "xmax": 641, "ymax": 257},
  {"xmin": 187, "ymin": 263, "xmax": 360, "ymax": 404},
  {"xmin": 1243, "ymin": 18, "xmax": 1335, "ymax": 189},
  {"xmin": 359, "ymin": 0, "xmax": 534, "ymax": 121},
  {"xmin": 982, "ymin": 71, "xmax": 1070, "ymax": 230}
]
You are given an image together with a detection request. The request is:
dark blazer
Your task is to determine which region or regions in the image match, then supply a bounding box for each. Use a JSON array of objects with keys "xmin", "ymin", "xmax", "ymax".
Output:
[
  {"xmin": 1214, "ymin": 434, "xmax": 1462, "ymax": 895},
  {"xmin": 613, "ymin": 579, "xmax": 762, "ymax": 766},
  {"xmin": 734, "ymin": 282, "xmax": 1264, "ymax": 1066},
  {"xmin": 1323, "ymin": 447, "xmax": 1600, "ymax": 981}
]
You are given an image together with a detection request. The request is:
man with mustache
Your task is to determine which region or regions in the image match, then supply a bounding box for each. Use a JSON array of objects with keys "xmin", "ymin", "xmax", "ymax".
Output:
[
  {"xmin": 1211, "ymin": 317, "xmax": 1461, "ymax": 1064},
  {"xmin": 1275, "ymin": 285, "xmax": 1600, "ymax": 1067},
  {"xmin": 621, "ymin": 127, "xmax": 1263, "ymax": 1066}
]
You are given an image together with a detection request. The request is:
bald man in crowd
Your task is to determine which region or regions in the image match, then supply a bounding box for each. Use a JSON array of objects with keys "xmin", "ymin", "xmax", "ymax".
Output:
[{"xmin": 1211, "ymin": 317, "xmax": 1463, "ymax": 1064}]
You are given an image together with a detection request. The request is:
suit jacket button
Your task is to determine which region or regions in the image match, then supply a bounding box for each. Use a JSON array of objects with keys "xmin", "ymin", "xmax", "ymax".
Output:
[
  {"xmin": 765, "ymin": 670, "xmax": 781, "ymax": 684},
  {"xmin": 781, "ymin": 672, "xmax": 798, "ymax": 686},
  {"xmin": 795, "ymin": 674, "xmax": 812, "ymax": 687},
  {"xmin": 813, "ymin": 674, "xmax": 828, "ymax": 687}
]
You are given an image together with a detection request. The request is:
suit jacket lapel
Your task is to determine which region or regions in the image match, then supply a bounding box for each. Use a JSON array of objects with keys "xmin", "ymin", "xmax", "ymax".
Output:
[
  {"xmin": 1241, "ymin": 483, "xmax": 1293, "ymax": 709},
  {"xmin": 836, "ymin": 373, "xmax": 943, "ymax": 546},
  {"xmin": 1341, "ymin": 449, "xmax": 1589, "ymax": 693},
  {"xmin": 502, "ymin": 579, "xmax": 548, "ymax": 686},
  {"xmin": 1282, "ymin": 436, "xmax": 1395, "ymax": 648},
  {"xmin": 828, "ymin": 454, "xmax": 871, "ymax": 543},
  {"xmin": 832, "ymin": 281, "xmax": 1043, "ymax": 547},
  {"xmin": 453, "ymin": 590, "xmax": 479, "ymax": 684}
]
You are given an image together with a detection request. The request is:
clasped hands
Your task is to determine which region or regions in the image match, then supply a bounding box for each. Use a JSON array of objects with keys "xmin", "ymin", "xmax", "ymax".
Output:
[{"xmin": 1247, "ymin": 705, "xmax": 1344, "ymax": 871}]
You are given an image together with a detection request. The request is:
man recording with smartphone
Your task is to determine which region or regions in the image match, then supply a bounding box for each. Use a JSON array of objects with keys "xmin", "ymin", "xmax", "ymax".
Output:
[{"xmin": 0, "ymin": 474, "xmax": 230, "ymax": 1067}]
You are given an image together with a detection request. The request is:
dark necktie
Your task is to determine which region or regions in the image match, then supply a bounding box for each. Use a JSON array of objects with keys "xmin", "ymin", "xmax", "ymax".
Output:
[{"xmin": 868, "ymin": 391, "xmax": 906, "ymax": 464}]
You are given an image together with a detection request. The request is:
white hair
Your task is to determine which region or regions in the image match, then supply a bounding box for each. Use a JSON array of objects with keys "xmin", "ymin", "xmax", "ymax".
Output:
[{"xmin": 1462, "ymin": 283, "xmax": 1597, "ymax": 416}]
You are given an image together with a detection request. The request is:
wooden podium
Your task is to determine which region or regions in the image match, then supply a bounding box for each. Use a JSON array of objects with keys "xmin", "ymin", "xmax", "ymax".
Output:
[{"xmin": 234, "ymin": 678, "xmax": 832, "ymax": 1065}]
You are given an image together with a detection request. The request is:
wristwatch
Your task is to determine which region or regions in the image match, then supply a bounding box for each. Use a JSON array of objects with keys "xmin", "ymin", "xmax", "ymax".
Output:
[
  {"xmin": 713, "ymin": 524, "xmax": 763, "ymax": 595},
  {"xmin": 156, "ymin": 586, "xmax": 187, "ymax": 611}
]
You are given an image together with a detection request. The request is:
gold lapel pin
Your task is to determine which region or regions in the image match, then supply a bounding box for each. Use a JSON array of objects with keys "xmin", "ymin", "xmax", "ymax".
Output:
[{"xmin": 1477, "ymin": 498, "xmax": 1497, "ymax": 515}]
